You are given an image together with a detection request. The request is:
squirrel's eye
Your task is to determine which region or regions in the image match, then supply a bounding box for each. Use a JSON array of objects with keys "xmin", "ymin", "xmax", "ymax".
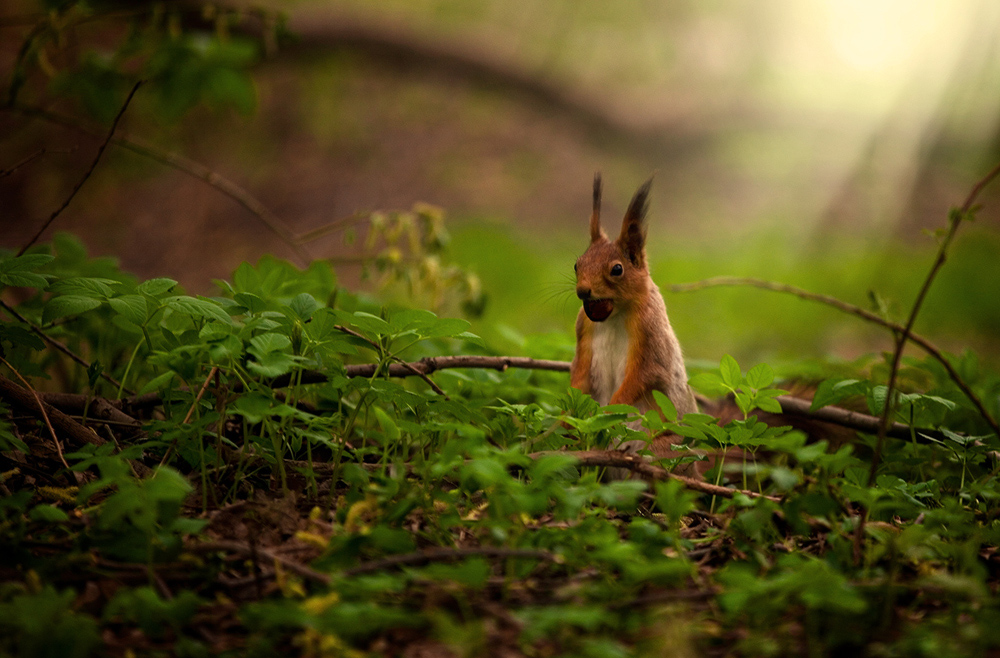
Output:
[
  {"xmin": 573, "ymin": 262, "xmax": 579, "ymax": 272},
  {"xmin": 610, "ymin": 263, "xmax": 623, "ymax": 276}
]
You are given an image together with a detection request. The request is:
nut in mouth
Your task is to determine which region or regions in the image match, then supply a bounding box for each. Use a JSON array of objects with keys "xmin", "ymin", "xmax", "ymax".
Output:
[{"xmin": 583, "ymin": 298, "xmax": 614, "ymax": 322}]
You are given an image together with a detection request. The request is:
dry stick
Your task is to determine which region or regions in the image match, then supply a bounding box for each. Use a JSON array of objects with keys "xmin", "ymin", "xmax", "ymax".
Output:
[
  {"xmin": 868, "ymin": 161, "xmax": 1000, "ymax": 488},
  {"xmin": 17, "ymin": 81, "xmax": 142, "ymax": 256},
  {"xmin": 0, "ymin": 299, "xmax": 130, "ymax": 393},
  {"xmin": 343, "ymin": 546, "xmax": 558, "ymax": 577},
  {"xmin": 669, "ymin": 276, "xmax": 1000, "ymax": 439},
  {"xmin": 0, "ymin": 372, "xmax": 152, "ymax": 476},
  {"xmin": 1, "ymin": 356, "xmax": 69, "ymax": 470},
  {"xmin": 9, "ymin": 104, "xmax": 310, "ymax": 267},
  {"xmin": 532, "ymin": 449, "xmax": 781, "ymax": 502}
]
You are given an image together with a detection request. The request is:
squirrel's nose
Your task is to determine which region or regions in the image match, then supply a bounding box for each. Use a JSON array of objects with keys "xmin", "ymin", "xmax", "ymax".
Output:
[{"xmin": 576, "ymin": 287, "xmax": 591, "ymax": 300}]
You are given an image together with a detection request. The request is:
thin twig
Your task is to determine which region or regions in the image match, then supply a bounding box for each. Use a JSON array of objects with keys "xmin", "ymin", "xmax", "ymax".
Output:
[
  {"xmin": 0, "ymin": 299, "xmax": 129, "ymax": 393},
  {"xmin": 669, "ymin": 276, "xmax": 999, "ymax": 438},
  {"xmin": 869, "ymin": 161, "xmax": 1000, "ymax": 487},
  {"xmin": 17, "ymin": 81, "xmax": 142, "ymax": 256},
  {"xmin": 0, "ymin": 147, "xmax": 75, "ymax": 178},
  {"xmin": 8, "ymin": 103, "xmax": 310, "ymax": 266},
  {"xmin": 531, "ymin": 449, "xmax": 780, "ymax": 501},
  {"xmin": 343, "ymin": 546, "xmax": 557, "ymax": 576},
  {"xmin": 1, "ymin": 356, "xmax": 69, "ymax": 469}
]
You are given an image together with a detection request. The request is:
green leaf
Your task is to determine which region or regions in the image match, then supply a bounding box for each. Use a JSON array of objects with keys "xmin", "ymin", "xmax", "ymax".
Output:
[
  {"xmin": 29, "ymin": 504, "xmax": 69, "ymax": 522},
  {"xmin": 250, "ymin": 332, "xmax": 291, "ymax": 355},
  {"xmin": 0, "ymin": 253, "xmax": 54, "ymax": 288},
  {"xmin": 43, "ymin": 295, "xmax": 102, "ymax": 323},
  {"xmin": 810, "ymin": 378, "xmax": 868, "ymax": 411},
  {"xmin": 688, "ymin": 372, "xmax": 727, "ymax": 397},
  {"xmin": 373, "ymin": 406, "xmax": 401, "ymax": 442},
  {"xmin": 288, "ymin": 293, "xmax": 319, "ymax": 321},
  {"xmin": 138, "ymin": 278, "xmax": 178, "ymax": 296},
  {"xmin": 164, "ymin": 296, "xmax": 232, "ymax": 325},
  {"xmin": 108, "ymin": 295, "xmax": 148, "ymax": 325},
  {"xmin": 720, "ymin": 355, "xmax": 742, "ymax": 389},
  {"xmin": 651, "ymin": 390, "xmax": 678, "ymax": 422},
  {"xmin": 139, "ymin": 371, "xmax": 176, "ymax": 395},
  {"xmin": 47, "ymin": 277, "xmax": 117, "ymax": 298},
  {"xmin": 745, "ymin": 363, "xmax": 774, "ymax": 389}
]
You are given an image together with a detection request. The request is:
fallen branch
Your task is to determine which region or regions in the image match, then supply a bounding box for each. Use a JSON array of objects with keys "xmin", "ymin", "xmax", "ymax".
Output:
[
  {"xmin": 0, "ymin": 372, "xmax": 151, "ymax": 476},
  {"xmin": 531, "ymin": 449, "xmax": 780, "ymax": 502},
  {"xmin": 669, "ymin": 276, "xmax": 999, "ymax": 439}
]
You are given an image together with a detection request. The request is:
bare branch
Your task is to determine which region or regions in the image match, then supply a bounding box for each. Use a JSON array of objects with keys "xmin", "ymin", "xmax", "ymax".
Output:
[
  {"xmin": 870, "ymin": 161, "xmax": 1000, "ymax": 486},
  {"xmin": 7, "ymin": 103, "xmax": 310, "ymax": 267},
  {"xmin": 670, "ymin": 276, "xmax": 999, "ymax": 438},
  {"xmin": 0, "ymin": 298, "xmax": 129, "ymax": 393},
  {"xmin": 17, "ymin": 81, "xmax": 142, "ymax": 255}
]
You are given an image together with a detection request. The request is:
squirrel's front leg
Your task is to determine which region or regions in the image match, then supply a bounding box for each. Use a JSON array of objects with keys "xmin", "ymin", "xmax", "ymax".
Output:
[{"xmin": 570, "ymin": 310, "xmax": 592, "ymax": 394}]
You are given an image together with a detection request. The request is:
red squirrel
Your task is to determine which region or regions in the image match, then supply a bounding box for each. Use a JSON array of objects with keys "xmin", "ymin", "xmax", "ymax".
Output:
[{"xmin": 570, "ymin": 174, "xmax": 698, "ymax": 460}]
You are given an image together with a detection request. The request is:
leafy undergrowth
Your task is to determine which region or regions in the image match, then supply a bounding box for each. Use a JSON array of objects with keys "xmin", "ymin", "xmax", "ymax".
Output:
[{"xmin": 2, "ymin": 237, "xmax": 1000, "ymax": 657}]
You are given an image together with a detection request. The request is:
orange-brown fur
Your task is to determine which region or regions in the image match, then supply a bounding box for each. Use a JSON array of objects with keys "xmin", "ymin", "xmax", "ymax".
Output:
[{"xmin": 570, "ymin": 175, "xmax": 697, "ymax": 468}]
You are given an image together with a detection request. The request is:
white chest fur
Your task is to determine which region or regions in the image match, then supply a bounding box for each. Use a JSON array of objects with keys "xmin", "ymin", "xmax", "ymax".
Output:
[{"xmin": 589, "ymin": 314, "xmax": 629, "ymax": 406}]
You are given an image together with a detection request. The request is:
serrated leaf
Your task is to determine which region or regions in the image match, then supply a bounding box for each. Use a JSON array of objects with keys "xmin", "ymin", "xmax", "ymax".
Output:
[
  {"xmin": 288, "ymin": 293, "xmax": 319, "ymax": 321},
  {"xmin": 108, "ymin": 295, "xmax": 148, "ymax": 325},
  {"xmin": 234, "ymin": 292, "xmax": 267, "ymax": 314},
  {"xmin": 48, "ymin": 277, "xmax": 117, "ymax": 298},
  {"xmin": 164, "ymin": 296, "xmax": 232, "ymax": 325},
  {"xmin": 250, "ymin": 332, "xmax": 291, "ymax": 355},
  {"xmin": 720, "ymin": 355, "xmax": 742, "ymax": 389},
  {"xmin": 810, "ymin": 378, "xmax": 868, "ymax": 411},
  {"xmin": 43, "ymin": 295, "xmax": 102, "ymax": 323},
  {"xmin": 745, "ymin": 363, "xmax": 774, "ymax": 389},
  {"xmin": 138, "ymin": 277, "xmax": 178, "ymax": 296},
  {"xmin": 756, "ymin": 397, "xmax": 783, "ymax": 414}
]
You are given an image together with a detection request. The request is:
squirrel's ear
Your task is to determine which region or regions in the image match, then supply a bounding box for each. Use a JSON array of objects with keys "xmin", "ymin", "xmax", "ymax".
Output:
[
  {"xmin": 590, "ymin": 173, "xmax": 606, "ymax": 243},
  {"xmin": 617, "ymin": 177, "xmax": 652, "ymax": 264}
]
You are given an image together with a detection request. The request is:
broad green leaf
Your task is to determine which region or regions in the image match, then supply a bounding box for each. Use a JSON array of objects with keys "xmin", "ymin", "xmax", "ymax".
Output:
[
  {"xmin": 688, "ymin": 372, "xmax": 728, "ymax": 397},
  {"xmin": 48, "ymin": 277, "xmax": 117, "ymax": 298},
  {"xmin": 250, "ymin": 332, "xmax": 291, "ymax": 355},
  {"xmin": 43, "ymin": 295, "xmax": 102, "ymax": 323},
  {"xmin": 720, "ymin": 354, "xmax": 742, "ymax": 389},
  {"xmin": 0, "ymin": 253, "xmax": 54, "ymax": 287},
  {"xmin": 810, "ymin": 378, "xmax": 868, "ymax": 411},
  {"xmin": 234, "ymin": 292, "xmax": 267, "ymax": 314},
  {"xmin": 164, "ymin": 296, "xmax": 232, "ymax": 325},
  {"xmin": 745, "ymin": 363, "xmax": 774, "ymax": 389},
  {"xmin": 373, "ymin": 406, "xmax": 401, "ymax": 442},
  {"xmin": 288, "ymin": 293, "xmax": 319, "ymax": 321},
  {"xmin": 138, "ymin": 277, "xmax": 178, "ymax": 296},
  {"xmin": 651, "ymin": 390, "xmax": 678, "ymax": 422},
  {"xmin": 108, "ymin": 295, "xmax": 148, "ymax": 325},
  {"xmin": 138, "ymin": 371, "xmax": 176, "ymax": 395}
]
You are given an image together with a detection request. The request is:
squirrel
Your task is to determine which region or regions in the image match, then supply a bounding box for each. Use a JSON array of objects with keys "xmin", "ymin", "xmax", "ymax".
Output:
[{"xmin": 570, "ymin": 174, "xmax": 700, "ymax": 464}]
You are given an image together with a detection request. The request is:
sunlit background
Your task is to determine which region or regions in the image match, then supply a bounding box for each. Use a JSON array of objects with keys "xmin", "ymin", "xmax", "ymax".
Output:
[{"xmin": 3, "ymin": 0, "xmax": 1000, "ymax": 366}]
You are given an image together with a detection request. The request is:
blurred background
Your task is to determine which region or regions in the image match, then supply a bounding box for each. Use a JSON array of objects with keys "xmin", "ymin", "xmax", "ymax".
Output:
[{"xmin": 3, "ymin": 0, "xmax": 1000, "ymax": 367}]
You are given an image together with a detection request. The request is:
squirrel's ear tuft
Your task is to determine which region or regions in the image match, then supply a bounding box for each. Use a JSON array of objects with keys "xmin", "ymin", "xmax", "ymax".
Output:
[
  {"xmin": 618, "ymin": 177, "xmax": 652, "ymax": 264},
  {"xmin": 589, "ymin": 173, "xmax": 606, "ymax": 243}
]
